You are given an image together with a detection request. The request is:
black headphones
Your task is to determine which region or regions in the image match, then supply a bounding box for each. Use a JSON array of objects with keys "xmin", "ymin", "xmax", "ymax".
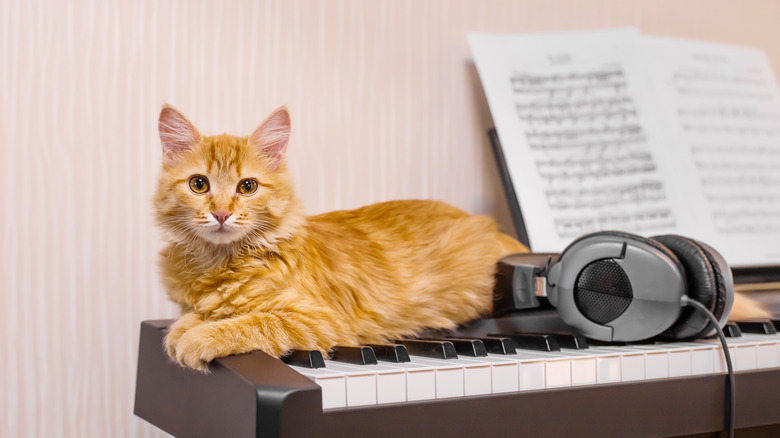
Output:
[{"xmin": 494, "ymin": 231, "xmax": 734, "ymax": 342}]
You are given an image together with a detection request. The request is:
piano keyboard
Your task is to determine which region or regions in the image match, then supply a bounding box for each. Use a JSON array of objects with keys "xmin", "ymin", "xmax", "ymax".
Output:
[
  {"xmin": 289, "ymin": 324, "xmax": 780, "ymax": 410},
  {"xmin": 134, "ymin": 313, "xmax": 780, "ymax": 438}
]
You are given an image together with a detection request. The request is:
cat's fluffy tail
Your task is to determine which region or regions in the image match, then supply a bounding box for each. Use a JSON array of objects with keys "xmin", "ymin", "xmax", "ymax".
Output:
[{"xmin": 730, "ymin": 292, "xmax": 771, "ymax": 321}]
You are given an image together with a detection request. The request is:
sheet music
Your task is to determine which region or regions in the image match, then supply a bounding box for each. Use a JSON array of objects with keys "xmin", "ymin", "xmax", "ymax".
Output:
[
  {"xmin": 469, "ymin": 29, "xmax": 678, "ymax": 253},
  {"xmin": 470, "ymin": 28, "xmax": 780, "ymax": 266},
  {"xmin": 643, "ymin": 37, "xmax": 780, "ymax": 265}
]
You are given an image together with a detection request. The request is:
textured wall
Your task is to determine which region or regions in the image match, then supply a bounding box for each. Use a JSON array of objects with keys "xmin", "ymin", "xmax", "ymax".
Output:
[{"xmin": 2, "ymin": 0, "xmax": 780, "ymax": 436}]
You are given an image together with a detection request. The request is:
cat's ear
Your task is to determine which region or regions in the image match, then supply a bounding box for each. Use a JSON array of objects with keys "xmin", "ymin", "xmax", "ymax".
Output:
[
  {"xmin": 249, "ymin": 106, "xmax": 290, "ymax": 171},
  {"xmin": 158, "ymin": 104, "xmax": 201, "ymax": 165}
]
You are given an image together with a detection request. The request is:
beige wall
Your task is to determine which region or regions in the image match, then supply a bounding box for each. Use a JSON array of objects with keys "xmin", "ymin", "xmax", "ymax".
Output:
[{"xmin": 2, "ymin": 0, "xmax": 780, "ymax": 436}]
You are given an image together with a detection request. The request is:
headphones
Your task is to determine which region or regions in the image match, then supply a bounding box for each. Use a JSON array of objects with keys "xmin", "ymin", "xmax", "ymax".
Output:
[{"xmin": 494, "ymin": 231, "xmax": 734, "ymax": 342}]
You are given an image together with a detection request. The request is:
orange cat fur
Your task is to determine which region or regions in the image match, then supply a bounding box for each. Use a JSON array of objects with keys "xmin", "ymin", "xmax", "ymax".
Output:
[
  {"xmin": 155, "ymin": 105, "xmax": 527, "ymax": 370},
  {"xmin": 155, "ymin": 105, "xmax": 768, "ymax": 371}
]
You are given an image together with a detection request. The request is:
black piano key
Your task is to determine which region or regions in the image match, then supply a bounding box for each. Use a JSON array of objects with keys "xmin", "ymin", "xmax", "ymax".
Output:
[
  {"xmin": 772, "ymin": 319, "xmax": 780, "ymax": 331},
  {"xmin": 430, "ymin": 338, "xmax": 487, "ymax": 357},
  {"xmin": 399, "ymin": 339, "xmax": 459, "ymax": 359},
  {"xmin": 281, "ymin": 350, "xmax": 326, "ymax": 368},
  {"xmin": 364, "ymin": 344, "xmax": 411, "ymax": 363},
  {"xmin": 489, "ymin": 333, "xmax": 561, "ymax": 352},
  {"xmin": 723, "ymin": 323, "xmax": 742, "ymax": 338},
  {"xmin": 479, "ymin": 336, "xmax": 518, "ymax": 355},
  {"xmin": 588, "ymin": 340, "xmax": 630, "ymax": 347},
  {"xmin": 330, "ymin": 346, "xmax": 378, "ymax": 365},
  {"xmin": 736, "ymin": 320, "xmax": 778, "ymax": 335},
  {"xmin": 452, "ymin": 336, "xmax": 518, "ymax": 355},
  {"xmin": 514, "ymin": 332, "xmax": 588, "ymax": 349},
  {"xmin": 549, "ymin": 333, "xmax": 589, "ymax": 350}
]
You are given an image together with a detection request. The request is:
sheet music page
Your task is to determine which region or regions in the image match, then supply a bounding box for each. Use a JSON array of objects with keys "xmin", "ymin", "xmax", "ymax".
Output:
[
  {"xmin": 643, "ymin": 36, "xmax": 780, "ymax": 265},
  {"xmin": 469, "ymin": 29, "xmax": 679, "ymax": 252}
]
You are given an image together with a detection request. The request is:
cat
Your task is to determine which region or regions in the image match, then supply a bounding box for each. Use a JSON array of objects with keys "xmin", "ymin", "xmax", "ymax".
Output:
[
  {"xmin": 155, "ymin": 105, "xmax": 769, "ymax": 371},
  {"xmin": 155, "ymin": 105, "xmax": 528, "ymax": 370}
]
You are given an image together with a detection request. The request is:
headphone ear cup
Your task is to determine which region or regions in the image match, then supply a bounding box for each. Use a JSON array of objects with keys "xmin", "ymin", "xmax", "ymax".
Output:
[
  {"xmin": 551, "ymin": 230, "xmax": 688, "ymax": 342},
  {"xmin": 565, "ymin": 231, "xmax": 688, "ymax": 327},
  {"xmin": 652, "ymin": 235, "xmax": 731, "ymax": 340}
]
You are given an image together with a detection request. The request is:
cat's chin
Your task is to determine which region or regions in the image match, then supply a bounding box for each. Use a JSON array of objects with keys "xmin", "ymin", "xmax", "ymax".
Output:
[{"xmin": 200, "ymin": 228, "xmax": 243, "ymax": 245}]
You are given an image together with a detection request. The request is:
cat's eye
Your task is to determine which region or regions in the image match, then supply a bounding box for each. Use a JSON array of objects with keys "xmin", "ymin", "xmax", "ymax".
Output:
[
  {"xmin": 188, "ymin": 176, "xmax": 210, "ymax": 194},
  {"xmin": 237, "ymin": 178, "xmax": 259, "ymax": 195}
]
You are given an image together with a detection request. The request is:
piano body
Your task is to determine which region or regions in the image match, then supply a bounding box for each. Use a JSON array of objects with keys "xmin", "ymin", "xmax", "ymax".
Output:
[{"xmin": 135, "ymin": 310, "xmax": 780, "ymax": 438}]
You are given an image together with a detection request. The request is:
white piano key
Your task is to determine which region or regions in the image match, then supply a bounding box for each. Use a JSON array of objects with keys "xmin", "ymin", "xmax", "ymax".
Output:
[
  {"xmin": 408, "ymin": 358, "xmax": 465, "ymax": 398},
  {"xmin": 756, "ymin": 342, "xmax": 779, "ymax": 369},
  {"xmin": 288, "ymin": 366, "xmax": 347, "ymax": 409},
  {"xmin": 736, "ymin": 344, "xmax": 758, "ymax": 371},
  {"xmin": 511, "ymin": 351, "xmax": 572, "ymax": 388},
  {"xmin": 517, "ymin": 356, "xmax": 547, "ymax": 391},
  {"xmin": 642, "ymin": 349, "xmax": 670, "ymax": 379},
  {"xmin": 412, "ymin": 357, "xmax": 492, "ymax": 397},
  {"xmin": 670, "ymin": 350, "xmax": 692, "ymax": 377},
  {"xmin": 533, "ymin": 349, "xmax": 597, "ymax": 386},
  {"xmin": 744, "ymin": 332, "xmax": 780, "ymax": 368},
  {"xmin": 545, "ymin": 356, "xmax": 572, "ymax": 388},
  {"xmin": 676, "ymin": 343, "xmax": 716, "ymax": 375},
  {"xmin": 588, "ymin": 347, "xmax": 643, "ymax": 382},
  {"xmin": 570, "ymin": 354, "xmax": 597, "ymax": 386},
  {"xmin": 697, "ymin": 337, "xmax": 755, "ymax": 372},
  {"xmin": 717, "ymin": 337, "xmax": 761, "ymax": 371},
  {"xmin": 692, "ymin": 345, "xmax": 715, "ymax": 375},
  {"xmin": 373, "ymin": 368, "xmax": 407, "ymax": 404},
  {"xmin": 617, "ymin": 357, "xmax": 642, "ymax": 382},
  {"xmin": 326, "ymin": 361, "xmax": 408, "ymax": 404},
  {"xmin": 593, "ymin": 352, "xmax": 621, "ymax": 383},
  {"xmin": 631, "ymin": 344, "xmax": 692, "ymax": 377},
  {"xmin": 773, "ymin": 332, "xmax": 780, "ymax": 356},
  {"xmin": 323, "ymin": 362, "xmax": 378, "ymax": 406},
  {"xmin": 712, "ymin": 344, "xmax": 737, "ymax": 373},
  {"xmin": 454, "ymin": 359, "xmax": 493, "ymax": 396},
  {"xmin": 378, "ymin": 361, "xmax": 436, "ymax": 401},
  {"xmin": 584, "ymin": 343, "xmax": 685, "ymax": 382},
  {"xmin": 487, "ymin": 352, "xmax": 546, "ymax": 391},
  {"xmin": 458, "ymin": 355, "xmax": 520, "ymax": 393},
  {"xmin": 619, "ymin": 352, "xmax": 645, "ymax": 381},
  {"xmin": 740, "ymin": 335, "xmax": 780, "ymax": 369},
  {"xmin": 489, "ymin": 360, "xmax": 520, "ymax": 393}
]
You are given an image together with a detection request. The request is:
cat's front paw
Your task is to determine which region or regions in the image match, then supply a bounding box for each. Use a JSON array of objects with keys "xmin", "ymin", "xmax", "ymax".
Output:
[
  {"xmin": 169, "ymin": 323, "xmax": 235, "ymax": 371},
  {"xmin": 164, "ymin": 313, "xmax": 204, "ymax": 360}
]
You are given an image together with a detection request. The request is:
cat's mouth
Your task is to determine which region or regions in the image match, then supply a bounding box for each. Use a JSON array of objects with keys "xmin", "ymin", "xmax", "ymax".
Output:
[{"xmin": 201, "ymin": 224, "xmax": 242, "ymax": 244}]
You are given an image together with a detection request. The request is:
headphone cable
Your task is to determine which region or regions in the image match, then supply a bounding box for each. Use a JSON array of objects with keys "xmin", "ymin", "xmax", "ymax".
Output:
[{"xmin": 682, "ymin": 296, "xmax": 735, "ymax": 438}]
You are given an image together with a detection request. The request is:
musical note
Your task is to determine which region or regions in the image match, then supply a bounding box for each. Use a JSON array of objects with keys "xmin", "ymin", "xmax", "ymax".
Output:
[
  {"xmin": 514, "ymin": 97, "xmax": 633, "ymax": 111},
  {"xmin": 554, "ymin": 209, "xmax": 676, "ymax": 238},
  {"xmin": 509, "ymin": 68, "xmax": 624, "ymax": 91},
  {"xmin": 546, "ymin": 180, "xmax": 666, "ymax": 210}
]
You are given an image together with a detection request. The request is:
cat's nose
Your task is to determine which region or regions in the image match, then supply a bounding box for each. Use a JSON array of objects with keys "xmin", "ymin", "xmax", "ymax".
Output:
[{"xmin": 212, "ymin": 211, "xmax": 232, "ymax": 225}]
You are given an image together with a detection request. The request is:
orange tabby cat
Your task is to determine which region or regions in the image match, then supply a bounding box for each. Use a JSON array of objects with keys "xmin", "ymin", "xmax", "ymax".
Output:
[
  {"xmin": 155, "ymin": 105, "xmax": 768, "ymax": 371},
  {"xmin": 155, "ymin": 105, "xmax": 528, "ymax": 370}
]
